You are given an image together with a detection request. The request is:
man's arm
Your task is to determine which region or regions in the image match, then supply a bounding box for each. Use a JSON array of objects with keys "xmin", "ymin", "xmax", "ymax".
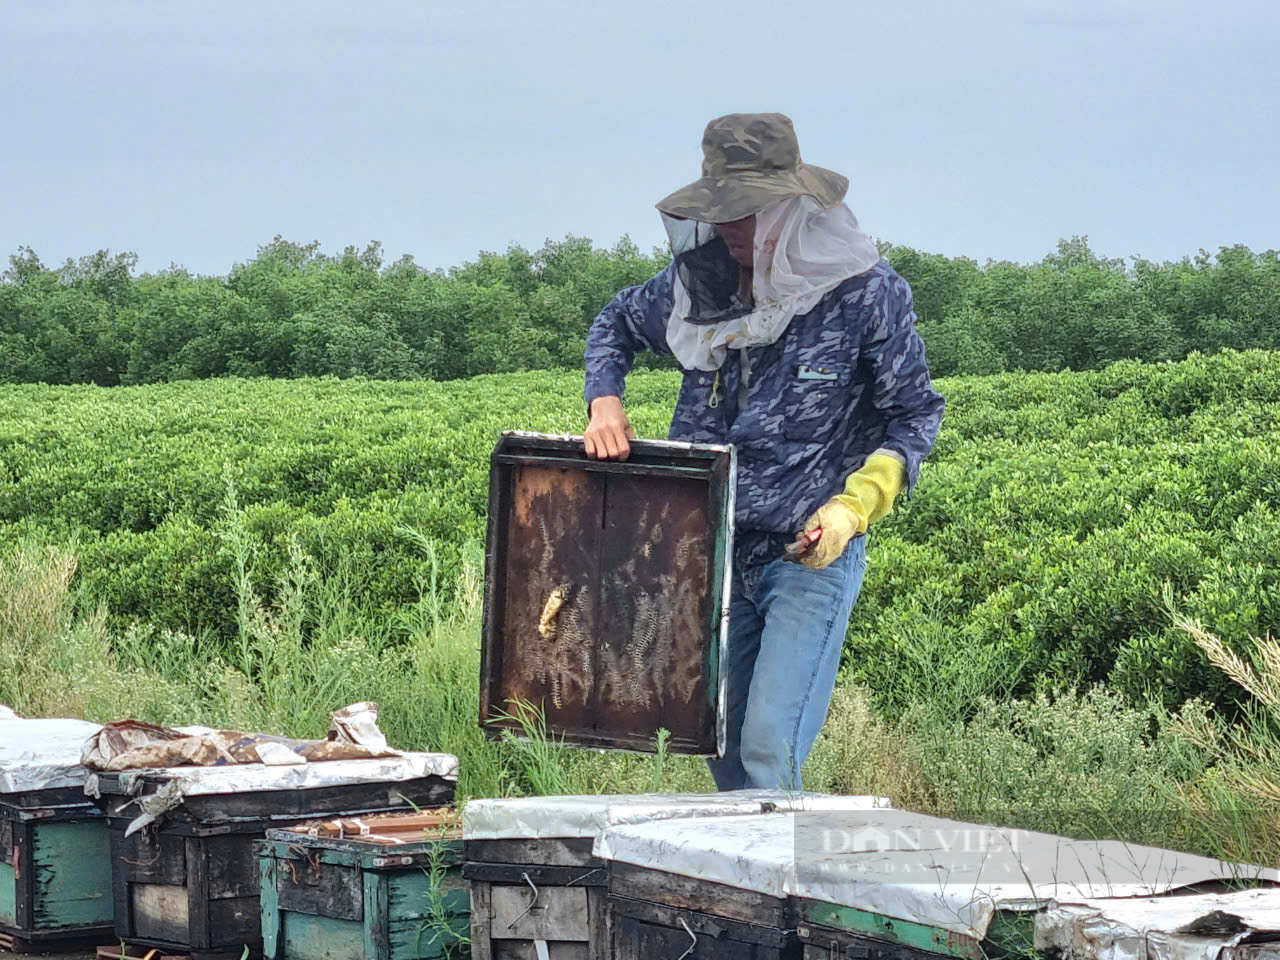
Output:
[
  {"xmin": 860, "ymin": 271, "xmax": 945, "ymax": 492},
  {"xmin": 796, "ymin": 272, "xmax": 944, "ymax": 568},
  {"xmin": 583, "ymin": 264, "xmax": 675, "ymax": 460}
]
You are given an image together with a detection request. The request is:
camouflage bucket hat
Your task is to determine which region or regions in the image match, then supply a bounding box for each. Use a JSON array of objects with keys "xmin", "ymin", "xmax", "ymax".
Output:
[{"xmin": 656, "ymin": 113, "xmax": 848, "ymax": 224}]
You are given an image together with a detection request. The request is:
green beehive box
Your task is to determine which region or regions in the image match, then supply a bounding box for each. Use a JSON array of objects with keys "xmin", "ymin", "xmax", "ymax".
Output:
[
  {"xmin": 1, "ymin": 797, "xmax": 114, "ymax": 952},
  {"xmin": 256, "ymin": 812, "xmax": 467, "ymax": 960},
  {"xmin": 1, "ymin": 710, "xmax": 114, "ymax": 952}
]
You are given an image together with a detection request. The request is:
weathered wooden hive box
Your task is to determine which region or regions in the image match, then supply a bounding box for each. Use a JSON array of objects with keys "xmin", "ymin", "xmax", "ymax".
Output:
[
  {"xmin": 595, "ymin": 811, "xmax": 803, "ymax": 960},
  {"xmin": 597, "ymin": 809, "xmax": 1280, "ymax": 960},
  {"xmin": 481, "ymin": 432, "xmax": 735, "ymax": 755},
  {"xmin": 93, "ymin": 753, "xmax": 457, "ymax": 960},
  {"xmin": 0, "ymin": 709, "xmax": 112, "ymax": 952},
  {"xmin": 463, "ymin": 791, "xmax": 884, "ymax": 960},
  {"xmin": 256, "ymin": 810, "xmax": 466, "ymax": 960}
]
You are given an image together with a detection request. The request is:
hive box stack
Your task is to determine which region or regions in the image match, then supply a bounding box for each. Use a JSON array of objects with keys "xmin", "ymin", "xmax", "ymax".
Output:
[
  {"xmin": 256, "ymin": 810, "xmax": 468, "ymax": 960},
  {"xmin": 463, "ymin": 791, "xmax": 885, "ymax": 960},
  {"xmin": 0, "ymin": 708, "xmax": 113, "ymax": 952},
  {"xmin": 596, "ymin": 809, "xmax": 1280, "ymax": 960},
  {"xmin": 95, "ymin": 752, "xmax": 458, "ymax": 960}
]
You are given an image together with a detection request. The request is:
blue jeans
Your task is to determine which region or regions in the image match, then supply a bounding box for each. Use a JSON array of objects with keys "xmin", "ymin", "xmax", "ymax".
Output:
[{"xmin": 706, "ymin": 535, "xmax": 868, "ymax": 791}]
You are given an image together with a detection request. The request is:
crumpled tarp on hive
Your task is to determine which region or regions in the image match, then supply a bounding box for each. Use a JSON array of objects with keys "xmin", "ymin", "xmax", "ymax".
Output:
[
  {"xmin": 80, "ymin": 701, "xmax": 399, "ymax": 770},
  {"xmin": 0, "ymin": 703, "xmax": 103, "ymax": 794},
  {"xmin": 81, "ymin": 701, "xmax": 458, "ymax": 837},
  {"xmin": 1034, "ymin": 888, "xmax": 1280, "ymax": 960}
]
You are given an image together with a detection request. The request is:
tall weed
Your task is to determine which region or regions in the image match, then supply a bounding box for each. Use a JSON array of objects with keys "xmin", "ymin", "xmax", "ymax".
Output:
[
  {"xmin": 1167, "ymin": 596, "xmax": 1280, "ymax": 860},
  {"xmin": 0, "ymin": 525, "xmax": 709, "ymax": 803}
]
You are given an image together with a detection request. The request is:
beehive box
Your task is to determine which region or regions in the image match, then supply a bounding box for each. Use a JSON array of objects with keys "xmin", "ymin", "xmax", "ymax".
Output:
[
  {"xmin": 481, "ymin": 432, "xmax": 735, "ymax": 754},
  {"xmin": 597, "ymin": 809, "xmax": 1280, "ymax": 960},
  {"xmin": 596, "ymin": 812, "xmax": 801, "ymax": 960},
  {"xmin": 0, "ymin": 711, "xmax": 112, "ymax": 952},
  {"xmin": 95, "ymin": 753, "xmax": 457, "ymax": 960},
  {"xmin": 0, "ymin": 794, "xmax": 112, "ymax": 952},
  {"xmin": 463, "ymin": 791, "xmax": 884, "ymax": 960},
  {"xmin": 256, "ymin": 811, "xmax": 467, "ymax": 960}
]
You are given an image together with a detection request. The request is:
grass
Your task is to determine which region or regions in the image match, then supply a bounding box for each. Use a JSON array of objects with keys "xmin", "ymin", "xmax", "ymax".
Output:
[
  {"xmin": 0, "ymin": 487, "xmax": 712, "ymax": 802},
  {"xmin": 2, "ymin": 507, "xmax": 1279, "ymax": 862},
  {"xmin": 417, "ymin": 822, "xmax": 470, "ymax": 959}
]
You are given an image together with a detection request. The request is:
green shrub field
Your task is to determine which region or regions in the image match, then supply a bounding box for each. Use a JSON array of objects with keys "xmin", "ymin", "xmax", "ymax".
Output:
[
  {"xmin": 2, "ymin": 350, "xmax": 1277, "ymax": 709},
  {"xmin": 2, "ymin": 350, "xmax": 1279, "ymax": 859}
]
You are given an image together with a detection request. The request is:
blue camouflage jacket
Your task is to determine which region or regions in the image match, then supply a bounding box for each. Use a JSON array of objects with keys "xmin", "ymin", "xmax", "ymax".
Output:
[{"xmin": 584, "ymin": 259, "xmax": 944, "ymax": 545}]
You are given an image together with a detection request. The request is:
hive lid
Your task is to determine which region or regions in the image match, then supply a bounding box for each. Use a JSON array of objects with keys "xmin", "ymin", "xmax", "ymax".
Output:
[
  {"xmin": 481, "ymin": 432, "xmax": 736, "ymax": 755},
  {"xmin": 0, "ymin": 707, "xmax": 101, "ymax": 794},
  {"xmin": 594, "ymin": 809, "xmax": 1280, "ymax": 941},
  {"xmin": 462, "ymin": 790, "xmax": 888, "ymax": 840},
  {"xmin": 89, "ymin": 751, "xmax": 458, "ymax": 797}
]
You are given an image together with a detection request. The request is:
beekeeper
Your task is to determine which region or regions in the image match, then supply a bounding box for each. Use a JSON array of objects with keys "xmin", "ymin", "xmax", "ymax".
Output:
[{"xmin": 583, "ymin": 112, "xmax": 944, "ymax": 791}]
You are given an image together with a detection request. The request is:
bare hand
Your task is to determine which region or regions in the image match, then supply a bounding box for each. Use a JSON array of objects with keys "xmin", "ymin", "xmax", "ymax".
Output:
[{"xmin": 584, "ymin": 396, "xmax": 637, "ymax": 460}]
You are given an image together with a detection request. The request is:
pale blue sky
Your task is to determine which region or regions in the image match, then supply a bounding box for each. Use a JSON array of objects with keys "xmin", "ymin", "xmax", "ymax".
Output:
[{"xmin": 3, "ymin": 0, "xmax": 1277, "ymax": 275}]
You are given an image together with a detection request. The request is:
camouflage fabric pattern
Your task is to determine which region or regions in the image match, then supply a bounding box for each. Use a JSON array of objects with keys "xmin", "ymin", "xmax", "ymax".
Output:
[
  {"xmin": 656, "ymin": 113, "xmax": 849, "ymax": 224},
  {"xmin": 584, "ymin": 260, "xmax": 945, "ymax": 544}
]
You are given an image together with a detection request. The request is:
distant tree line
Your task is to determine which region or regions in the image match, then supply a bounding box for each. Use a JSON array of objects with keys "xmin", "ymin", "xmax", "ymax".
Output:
[{"xmin": 1, "ymin": 235, "xmax": 1277, "ymax": 386}]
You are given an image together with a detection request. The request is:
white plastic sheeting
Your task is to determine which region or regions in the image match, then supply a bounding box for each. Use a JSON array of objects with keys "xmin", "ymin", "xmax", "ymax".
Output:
[
  {"xmin": 89, "ymin": 752, "xmax": 459, "ymax": 836},
  {"xmin": 90, "ymin": 752, "xmax": 459, "ymax": 799},
  {"xmin": 1034, "ymin": 889, "xmax": 1280, "ymax": 960},
  {"xmin": 462, "ymin": 790, "xmax": 889, "ymax": 840},
  {"xmin": 593, "ymin": 810, "xmax": 1280, "ymax": 941},
  {"xmin": 0, "ymin": 706, "xmax": 102, "ymax": 794}
]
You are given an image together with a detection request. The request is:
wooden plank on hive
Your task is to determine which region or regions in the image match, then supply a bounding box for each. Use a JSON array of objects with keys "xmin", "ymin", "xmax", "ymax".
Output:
[
  {"xmin": 362, "ymin": 870, "xmax": 390, "ymax": 960},
  {"xmin": 470, "ymin": 880, "xmax": 493, "ymax": 960},
  {"xmin": 586, "ymin": 887, "xmax": 610, "ymax": 960},
  {"xmin": 798, "ymin": 901, "xmax": 993, "ymax": 960},
  {"xmin": 184, "ymin": 836, "xmax": 210, "ymax": 950},
  {"xmin": 276, "ymin": 853, "xmax": 363, "ymax": 921},
  {"xmin": 609, "ymin": 861, "xmax": 785, "ymax": 928},
  {"xmin": 491, "ymin": 944, "xmax": 589, "ymax": 959},
  {"xmin": 258, "ymin": 849, "xmax": 281, "ymax": 960},
  {"xmin": 489, "ymin": 884, "xmax": 589, "ymax": 942},
  {"xmin": 281, "ymin": 911, "xmax": 363, "ymax": 959},
  {"xmin": 30, "ymin": 819, "xmax": 112, "ymax": 929},
  {"xmin": 130, "ymin": 883, "xmax": 189, "ymax": 945},
  {"xmin": 464, "ymin": 838, "xmax": 596, "ymax": 868}
]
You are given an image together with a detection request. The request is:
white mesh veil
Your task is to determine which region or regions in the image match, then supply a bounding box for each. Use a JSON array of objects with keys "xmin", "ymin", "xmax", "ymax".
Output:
[{"xmin": 664, "ymin": 196, "xmax": 881, "ymax": 371}]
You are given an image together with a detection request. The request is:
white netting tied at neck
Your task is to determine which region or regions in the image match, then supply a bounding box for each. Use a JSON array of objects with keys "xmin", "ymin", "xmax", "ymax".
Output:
[{"xmin": 664, "ymin": 195, "xmax": 881, "ymax": 372}]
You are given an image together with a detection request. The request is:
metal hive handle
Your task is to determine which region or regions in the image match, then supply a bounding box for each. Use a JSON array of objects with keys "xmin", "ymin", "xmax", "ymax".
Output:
[
  {"xmin": 505, "ymin": 871, "xmax": 540, "ymax": 930},
  {"xmin": 676, "ymin": 916, "xmax": 698, "ymax": 960}
]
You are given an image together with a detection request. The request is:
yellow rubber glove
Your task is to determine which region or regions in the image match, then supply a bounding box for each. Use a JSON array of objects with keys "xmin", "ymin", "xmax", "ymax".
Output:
[{"xmin": 800, "ymin": 453, "xmax": 906, "ymax": 570}]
